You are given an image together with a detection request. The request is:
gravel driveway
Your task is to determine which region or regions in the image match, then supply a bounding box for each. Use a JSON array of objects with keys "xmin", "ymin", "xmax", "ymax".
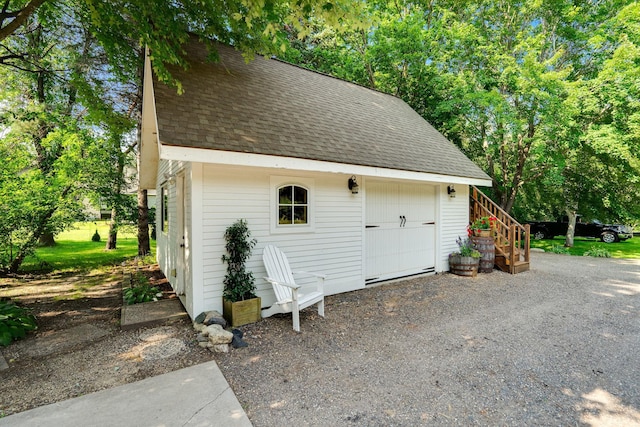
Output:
[{"xmin": 215, "ymin": 252, "xmax": 640, "ymax": 426}]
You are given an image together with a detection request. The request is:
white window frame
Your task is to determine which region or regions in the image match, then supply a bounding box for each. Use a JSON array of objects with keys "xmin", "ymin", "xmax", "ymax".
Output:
[
  {"xmin": 160, "ymin": 184, "xmax": 169, "ymax": 234},
  {"xmin": 270, "ymin": 176, "xmax": 315, "ymax": 234}
]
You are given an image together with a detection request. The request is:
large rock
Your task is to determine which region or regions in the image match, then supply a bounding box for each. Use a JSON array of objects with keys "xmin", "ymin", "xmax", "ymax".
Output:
[
  {"xmin": 203, "ymin": 310, "xmax": 227, "ymax": 328},
  {"xmin": 205, "ymin": 324, "xmax": 234, "ymax": 345}
]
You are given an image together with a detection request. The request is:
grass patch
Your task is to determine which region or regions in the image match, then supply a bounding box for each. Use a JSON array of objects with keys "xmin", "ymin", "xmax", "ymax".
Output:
[
  {"xmin": 20, "ymin": 221, "xmax": 155, "ymax": 273},
  {"xmin": 531, "ymin": 236, "xmax": 639, "ymax": 258}
]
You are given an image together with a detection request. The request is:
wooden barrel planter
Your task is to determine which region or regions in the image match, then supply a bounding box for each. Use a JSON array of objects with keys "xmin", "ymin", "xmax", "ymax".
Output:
[
  {"xmin": 449, "ymin": 255, "xmax": 479, "ymax": 277},
  {"xmin": 471, "ymin": 235, "xmax": 495, "ymax": 273},
  {"xmin": 472, "ymin": 228, "xmax": 492, "ymax": 238}
]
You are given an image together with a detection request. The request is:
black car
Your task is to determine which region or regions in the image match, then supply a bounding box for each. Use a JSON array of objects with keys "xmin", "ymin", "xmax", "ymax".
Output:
[{"xmin": 528, "ymin": 217, "xmax": 633, "ymax": 243}]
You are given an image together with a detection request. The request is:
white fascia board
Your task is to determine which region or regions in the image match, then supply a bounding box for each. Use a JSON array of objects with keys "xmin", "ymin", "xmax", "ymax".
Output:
[
  {"xmin": 158, "ymin": 144, "xmax": 493, "ymax": 187},
  {"xmin": 139, "ymin": 48, "xmax": 161, "ymax": 190}
]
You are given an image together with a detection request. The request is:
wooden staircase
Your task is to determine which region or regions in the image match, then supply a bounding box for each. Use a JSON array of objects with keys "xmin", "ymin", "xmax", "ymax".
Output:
[{"xmin": 470, "ymin": 186, "xmax": 530, "ymax": 274}]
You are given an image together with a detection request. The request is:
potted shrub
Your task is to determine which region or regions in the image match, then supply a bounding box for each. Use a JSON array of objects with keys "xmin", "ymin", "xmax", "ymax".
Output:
[
  {"xmin": 449, "ymin": 236, "xmax": 481, "ymax": 277},
  {"xmin": 470, "ymin": 216, "xmax": 497, "ymax": 237},
  {"xmin": 221, "ymin": 219, "xmax": 262, "ymax": 327}
]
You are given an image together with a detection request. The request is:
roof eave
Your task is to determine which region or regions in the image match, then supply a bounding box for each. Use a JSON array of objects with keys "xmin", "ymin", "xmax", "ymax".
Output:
[
  {"xmin": 158, "ymin": 143, "xmax": 492, "ymax": 187},
  {"xmin": 139, "ymin": 48, "xmax": 160, "ymax": 190}
]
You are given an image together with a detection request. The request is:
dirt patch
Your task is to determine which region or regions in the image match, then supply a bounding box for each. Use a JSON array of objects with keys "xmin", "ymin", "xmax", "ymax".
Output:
[{"xmin": 0, "ymin": 263, "xmax": 214, "ymax": 416}]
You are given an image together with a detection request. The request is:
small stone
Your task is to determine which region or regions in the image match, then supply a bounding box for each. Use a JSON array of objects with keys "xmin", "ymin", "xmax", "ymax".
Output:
[
  {"xmin": 210, "ymin": 344, "xmax": 229, "ymax": 353},
  {"xmin": 192, "ymin": 322, "xmax": 206, "ymax": 333},
  {"xmin": 203, "ymin": 311, "xmax": 227, "ymax": 328},
  {"xmin": 231, "ymin": 335, "xmax": 248, "ymax": 348},
  {"xmin": 198, "ymin": 341, "xmax": 209, "ymax": 348},
  {"xmin": 196, "ymin": 333, "xmax": 208, "ymax": 342},
  {"xmin": 232, "ymin": 328, "xmax": 243, "ymax": 339},
  {"xmin": 194, "ymin": 312, "xmax": 206, "ymax": 324}
]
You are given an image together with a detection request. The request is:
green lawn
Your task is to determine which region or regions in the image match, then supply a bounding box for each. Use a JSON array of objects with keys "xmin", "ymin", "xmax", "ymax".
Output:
[
  {"xmin": 530, "ymin": 235, "xmax": 639, "ymax": 258},
  {"xmin": 21, "ymin": 221, "xmax": 155, "ymax": 273}
]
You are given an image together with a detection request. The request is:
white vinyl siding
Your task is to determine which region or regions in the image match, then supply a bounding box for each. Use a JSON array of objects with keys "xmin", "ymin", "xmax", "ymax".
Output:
[
  {"xmin": 439, "ymin": 184, "xmax": 470, "ymax": 271},
  {"xmin": 156, "ymin": 158, "xmax": 477, "ymax": 318},
  {"xmin": 156, "ymin": 159, "xmax": 192, "ymax": 306},
  {"xmin": 198, "ymin": 165, "xmax": 364, "ymax": 313}
]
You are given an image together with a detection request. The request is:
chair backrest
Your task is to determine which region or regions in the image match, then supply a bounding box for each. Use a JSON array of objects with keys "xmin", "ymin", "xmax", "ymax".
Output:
[{"xmin": 263, "ymin": 245, "xmax": 296, "ymax": 302}]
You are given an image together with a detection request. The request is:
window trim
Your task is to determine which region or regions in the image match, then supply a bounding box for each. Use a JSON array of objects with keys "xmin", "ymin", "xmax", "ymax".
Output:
[
  {"xmin": 160, "ymin": 184, "xmax": 169, "ymax": 233},
  {"xmin": 270, "ymin": 176, "xmax": 315, "ymax": 234}
]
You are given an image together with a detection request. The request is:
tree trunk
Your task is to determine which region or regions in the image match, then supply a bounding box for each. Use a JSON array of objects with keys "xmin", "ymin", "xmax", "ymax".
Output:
[
  {"xmin": 38, "ymin": 231, "xmax": 56, "ymax": 247},
  {"xmin": 565, "ymin": 210, "xmax": 577, "ymax": 247},
  {"xmin": 137, "ymin": 189, "xmax": 150, "ymax": 256},
  {"xmin": 106, "ymin": 207, "xmax": 118, "ymax": 250}
]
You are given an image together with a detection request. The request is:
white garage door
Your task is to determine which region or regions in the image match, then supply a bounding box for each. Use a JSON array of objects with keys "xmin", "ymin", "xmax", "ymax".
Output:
[{"xmin": 365, "ymin": 181, "xmax": 436, "ymax": 283}]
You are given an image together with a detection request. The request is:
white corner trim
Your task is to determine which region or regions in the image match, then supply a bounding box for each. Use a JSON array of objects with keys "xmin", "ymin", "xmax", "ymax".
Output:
[{"xmin": 158, "ymin": 144, "xmax": 492, "ymax": 187}]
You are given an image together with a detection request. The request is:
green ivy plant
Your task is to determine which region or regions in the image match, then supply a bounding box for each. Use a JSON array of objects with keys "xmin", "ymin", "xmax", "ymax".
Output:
[
  {"xmin": 0, "ymin": 299, "xmax": 37, "ymax": 346},
  {"xmin": 123, "ymin": 273, "xmax": 160, "ymax": 305},
  {"xmin": 221, "ymin": 219, "xmax": 257, "ymax": 302}
]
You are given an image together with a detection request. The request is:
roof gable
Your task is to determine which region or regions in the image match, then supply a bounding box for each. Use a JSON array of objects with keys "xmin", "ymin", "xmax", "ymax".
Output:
[{"xmin": 152, "ymin": 40, "xmax": 490, "ymax": 182}]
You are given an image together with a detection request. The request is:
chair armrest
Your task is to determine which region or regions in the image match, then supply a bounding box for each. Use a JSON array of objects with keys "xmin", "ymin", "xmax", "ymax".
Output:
[
  {"xmin": 292, "ymin": 271, "xmax": 325, "ymax": 294},
  {"xmin": 263, "ymin": 277, "xmax": 301, "ymax": 290},
  {"xmin": 292, "ymin": 271, "xmax": 327, "ymax": 280}
]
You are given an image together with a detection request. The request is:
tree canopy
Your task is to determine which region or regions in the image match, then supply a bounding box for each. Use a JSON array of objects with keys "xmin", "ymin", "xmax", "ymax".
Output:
[
  {"xmin": 283, "ymin": 0, "xmax": 640, "ymax": 234},
  {"xmin": 1, "ymin": 0, "xmax": 638, "ymax": 271},
  {"xmin": 0, "ymin": 0, "xmax": 366, "ymax": 273}
]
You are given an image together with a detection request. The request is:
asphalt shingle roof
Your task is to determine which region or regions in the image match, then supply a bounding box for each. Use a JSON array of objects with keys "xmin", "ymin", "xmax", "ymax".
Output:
[{"xmin": 153, "ymin": 41, "xmax": 490, "ymax": 181}]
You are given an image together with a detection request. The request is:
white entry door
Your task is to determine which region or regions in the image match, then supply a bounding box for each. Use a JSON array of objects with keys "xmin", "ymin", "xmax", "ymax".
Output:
[
  {"xmin": 175, "ymin": 173, "xmax": 187, "ymax": 296},
  {"xmin": 365, "ymin": 181, "xmax": 436, "ymax": 283}
]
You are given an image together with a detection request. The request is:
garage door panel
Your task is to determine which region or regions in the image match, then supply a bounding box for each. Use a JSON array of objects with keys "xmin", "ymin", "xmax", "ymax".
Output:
[
  {"xmin": 365, "ymin": 182, "xmax": 436, "ymax": 282},
  {"xmin": 365, "ymin": 227, "xmax": 399, "ymax": 279}
]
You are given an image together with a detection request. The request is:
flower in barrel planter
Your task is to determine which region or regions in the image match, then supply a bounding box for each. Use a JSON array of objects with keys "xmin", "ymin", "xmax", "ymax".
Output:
[
  {"xmin": 469, "ymin": 216, "xmax": 497, "ymax": 237},
  {"xmin": 449, "ymin": 237, "xmax": 481, "ymax": 277}
]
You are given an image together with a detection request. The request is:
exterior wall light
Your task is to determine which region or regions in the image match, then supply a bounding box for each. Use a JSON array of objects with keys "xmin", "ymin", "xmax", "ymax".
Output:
[
  {"xmin": 348, "ymin": 176, "xmax": 359, "ymax": 194},
  {"xmin": 447, "ymin": 185, "xmax": 456, "ymax": 198}
]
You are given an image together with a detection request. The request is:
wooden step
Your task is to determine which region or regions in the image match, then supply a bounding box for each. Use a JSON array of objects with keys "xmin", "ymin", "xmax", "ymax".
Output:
[
  {"xmin": 495, "ymin": 254, "xmax": 529, "ymax": 274},
  {"xmin": 511, "ymin": 261, "xmax": 530, "ymax": 274}
]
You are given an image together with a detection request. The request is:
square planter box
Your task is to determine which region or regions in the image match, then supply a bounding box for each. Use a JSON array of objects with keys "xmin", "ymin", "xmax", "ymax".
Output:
[{"xmin": 223, "ymin": 297, "xmax": 262, "ymax": 327}]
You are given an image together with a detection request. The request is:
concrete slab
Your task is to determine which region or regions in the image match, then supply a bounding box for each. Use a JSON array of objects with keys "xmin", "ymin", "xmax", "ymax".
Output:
[
  {"xmin": 24, "ymin": 323, "xmax": 109, "ymax": 358},
  {"xmin": 121, "ymin": 298, "xmax": 188, "ymax": 330},
  {"xmin": 0, "ymin": 361, "xmax": 252, "ymax": 427}
]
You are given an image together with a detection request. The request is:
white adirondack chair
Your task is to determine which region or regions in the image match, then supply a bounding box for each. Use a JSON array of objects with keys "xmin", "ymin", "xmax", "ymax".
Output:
[{"xmin": 262, "ymin": 244, "xmax": 325, "ymax": 332}]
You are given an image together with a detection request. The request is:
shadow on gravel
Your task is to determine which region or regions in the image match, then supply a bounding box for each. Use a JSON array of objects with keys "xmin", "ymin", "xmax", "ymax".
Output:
[{"xmin": 214, "ymin": 253, "xmax": 640, "ymax": 426}]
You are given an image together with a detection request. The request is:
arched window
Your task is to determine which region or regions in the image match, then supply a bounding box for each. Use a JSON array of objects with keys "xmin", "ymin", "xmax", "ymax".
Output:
[{"xmin": 278, "ymin": 184, "xmax": 308, "ymax": 225}]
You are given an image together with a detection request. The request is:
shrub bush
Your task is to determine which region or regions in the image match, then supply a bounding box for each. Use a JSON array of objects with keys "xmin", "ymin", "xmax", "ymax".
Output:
[
  {"xmin": 123, "ymin": 273, "xmax": 160, "ymax": 305},
  {"xmin": 0, "ymin": 299, "xmax": 37, "ymax": 346},
  {"xmin": 91, "ymin": 230, "xmax": 101, "ymax": 242},
  {"xmin": 550, "ymin": 244, "xmax": 569, "ymax": 254},
  {"xmin": 583, "ymin": 246, "xmax": 611, "ymax": 258}
]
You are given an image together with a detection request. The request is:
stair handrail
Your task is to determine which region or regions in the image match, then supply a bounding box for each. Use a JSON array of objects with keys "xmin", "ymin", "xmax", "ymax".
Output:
[{"xmin": 470, "ymin": 186, "xmax": 530, "ymax": 273}]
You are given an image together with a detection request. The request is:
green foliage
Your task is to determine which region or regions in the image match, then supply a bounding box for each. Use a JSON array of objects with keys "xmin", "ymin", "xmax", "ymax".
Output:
[
  {"xmin": 285, "ymin": 0, "xmax": 640, "ymax": 224},
  {"xmin": 221, "ymin": 219, "xmax": 257, "ymax": 302},
  {"xmin": 123, "ymin": 273, "xmax": 160, "ymax": 305},
  {"xmin": 20, "ymin": 222, "xmax": 154, "ymax": 273},
  {"xmin": 91, "ymin": 230, "xmax": 101, "ymax": 242},
  {"xmin": 583, "ymin": 246, "xmax": 612, "ymax": 258},
  {"xmin": 0, "ymin": 299, "xmax": 37, "ymax": 346},
  {"xmin": 470, "ymin": 216, "xmax": 497, "ymax": 230},
  {"xmin": 550, "ymin": 245, "xmax": 570, "ymax": 255},
  {"xmin": 451, "ymin": 236, "xmax": 481, "ymax": 259},
  {"xmin": 0, "ymin": 4, "xmax": 136, "ymax": 274},
  {"xmin": 531, "ymin": 237, "xmax": 640, "ymax": 258}
]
